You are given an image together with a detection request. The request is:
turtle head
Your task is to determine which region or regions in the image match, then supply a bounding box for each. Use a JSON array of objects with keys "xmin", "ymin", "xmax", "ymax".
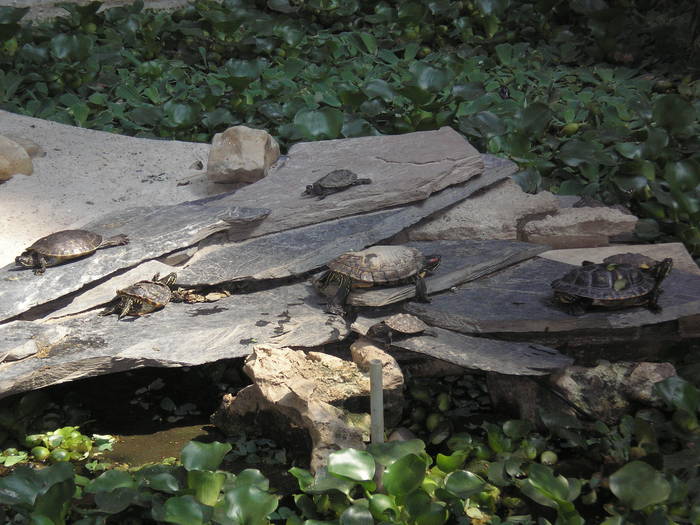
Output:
[
  {"xmin": 303, "ymin": 183, "xmax": 322, "ymax": 196},
  {"xmin": 423, "ymin": 254, "xmax": 441, "ymax": 274},
  {"xmin": 15, "ymin": 251, "xmax": 34, "ymax": 268}
]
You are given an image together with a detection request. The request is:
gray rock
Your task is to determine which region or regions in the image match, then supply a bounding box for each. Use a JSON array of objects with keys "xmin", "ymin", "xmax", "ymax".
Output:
[
  {"xmin": 351, "ymin": 315, "xmax": 572, "ymax": 375},
  {"xmin": 209, "ymin": 127, "xmax": 484, "ymax": 241},
  {"xmin": 0, "ymin": 204, "xmax": 270, "ymax": 322},
  {"xmin": 0, "ymin": 282, "xmax": 347, "ymax": 400},
  {"xmin": 407, "ymin": 257, "xmax": 700, "ymax": 349},
  {"xmin": 176, "ymin": 154, "xmax": 511, "ymax": 285}
]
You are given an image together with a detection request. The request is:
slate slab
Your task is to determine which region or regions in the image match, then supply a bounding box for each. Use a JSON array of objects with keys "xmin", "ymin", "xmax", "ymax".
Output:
[
  {"xmin": 0, "ymin": 283, "xmax": 348, "ymax": 400},
  {"xmin": 204, "ymin": 127, "xmax": 484, "ymax": 240},
  {"xmin": 176, "ymin": 154, "xmax": 515, "ymax": 285},
  {"xmin": 0, "ymin": 204, "xmax": 270, "ymax": 323},
  {"xmin": 345, "ymin": 239, "xmax": 548, "ymax": 308},
  {"xmin": 407, "ymin": 257, "xmax": 700, "ymax": 338},
  {"xmin": 352, "ymin": 314, "xmax": 572, "ymax": 375}
]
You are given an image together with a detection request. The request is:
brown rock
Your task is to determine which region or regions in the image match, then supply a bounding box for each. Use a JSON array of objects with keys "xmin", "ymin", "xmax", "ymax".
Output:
[
  {"xmin": 521, "ymin": 207, "xmax": 638, "ymax": 248},
  {"xmin": 211, "ymin": 345, "xmax": 405, "ymax": 471},
  {"xmin": 207, "ymin": 126, "xmax": 280, "ymax": 184},
  {"xmin": 406, "ymin": 178, "xmax": 559, "ymax": 241},
  {"xmin": 0, "ymin": 135, "xmax": 33, "ymax": 181},
  {"xmin": 4, "ymin": 135, "xmax": 45, "ymax": 158}
]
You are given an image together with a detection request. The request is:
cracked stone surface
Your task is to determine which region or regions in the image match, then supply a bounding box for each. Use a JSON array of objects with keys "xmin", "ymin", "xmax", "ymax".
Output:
[
  {"xmin": 351, "ymin": 314, "xmax": 572, "ymax": 375},
  {"xmin": 407, "ymin": 256, "xmax": 700, "ymax": 348},
  {"xmin": 175, "ymin": 154, "xmax": 513, "ymax": 286},
  {"xmin": 0, "ymin": 204, "xmax": 270, "ymax": 322},
  {"xmin": 0, "ymin": 282, "xmax": 348, "ymax": 400}
]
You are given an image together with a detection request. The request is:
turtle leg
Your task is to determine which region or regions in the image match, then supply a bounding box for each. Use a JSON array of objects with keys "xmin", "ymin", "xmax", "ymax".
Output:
[
  {"xmin": 33, "ymin": 254, "xmax": 47, "ymax": 275},
  {"xmin": 566, "ymin": 297, "xmax": 592, "ymax": 316},
  {"xmin": 646, "ymin": 289, "xmax": 663, "ymax": 313},
  {"xmin": 118, "ymin": 298, "xmax": 134, "ymax": 319},
  {"xmin": 99, "ymin": 234, "xmax": 130, "ymax": 248},
  {"xmin": 100, "ymin": 301, "xmax": 118, "ymax": 316},
  {"xmin": 327, "ymin": 276, "xmax": 351, "ymax": 316},
  {"xmin": 414, "ymin": 276, "xmax": 430, "ymax": 303}
]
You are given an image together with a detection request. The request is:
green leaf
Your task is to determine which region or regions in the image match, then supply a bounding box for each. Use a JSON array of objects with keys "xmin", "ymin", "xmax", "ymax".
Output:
[
  {"xmin": 328, "ymin": 449, "xmax": 375, "ymax": 482},
  {"xmin": 188, "ymin": 470, "xmax": 226, "ymax": 506},
  {"xmin": 459, "ymin": 111, "xmax": 506, "ymax": 138},
  {"xmin": 267, "ymin": 0, "xmax": 299, "ymax": 13},
  {"xmin": 358, "ymin": 32, "xmax": 377, "ymax": 54},
  {"xmin": 614, "ymin": 142, "xmax": 644, "ymax": 160},
  {"xmin": 382, "ymin": 453, "xmax": 425, "ymax": 496},
  {"xmin": 85, "ymin": 469, "xmax": 136, "ymax": 493},
  {"xmin": 213, "ymin": 485, "xmax": 279, "ymax": 525},
  {"xmin": 340, "ymin": 503, "xmax": 373, "ymax": 525},
  {"xmin": 452, "ymin": 82, "xmax": 485, "ymax": 101},
  {"xmin": 494, "ymin": 43, "xmax": 513, "ymax": 65},
  {"xmin": 609, "ymin": 461, "xmax": 670, "ymax": 510},
  {"xmin": 367, "ymin": 439, "xmax": 426, "ymax": 467},
  {"xmin": 664, "ymin": 160, "xmax": 700, "ymax": 192},
  {"xmin": 180, "ymin": 441, "xmax": 232, "ymax": 472},
  {"xmin": 31, "ymin": 478, "xmax": 74, "ymax": 524},
  {"xmin": 234, "ymin": 469, "xmax": 270, "ymax": 491},
  {"xmin": 136, "ymin": 465, "xmax": 181, "ymax": 493},
  {"xmin": 559, "ymin": 139, "xmax": 605, "ymax": 167},
  {"xmin": 519, "ymin": 102, "xmax": 551, "ymax": 138},
  {"xmin": 413, "ymin": 64, "xmax": 449, "ymax": 92},
  {"xmin": 163, "ymin": 102, "xmax": 199, "ymax": 129},
  {"xmin": 435, "ymin": 450, "xmax": 468, "ymax": 473},
  {"xmin": 363, "ymin": 79, "xmax": 396, "ymax": 102},
  {"xmin": 652, "ymin": 95, "xmax": 696, "ymax": 133},
  {"xmin": 163, "ymin": 495, "xmax": 208, "ymax": 525},
  {"xmin": 367, "ymin": 493, "xmax": 398, "ymax": 521},
  {"xmin": 94, "ymin": 487, "xmax": 138, "ymax": 514},
  {"xmin": 443, "ymin": 470, "xmax": 485, "ymax": 498},
  {"xmin": 293, "ymin": 107, "xmax": 344, "ymax": 140},
  {"xmin": 523, "ymin": 463, "xmax": 570, "ymax": 504},
  {"xmin": 654, "ymin": 376, "xmax": 700, "ymax": 414},
  {"xmin": 415, "ymin": 502, "xmax": 448, "ymax": 525},
  {"xmin": 0, "ymin": 6, "xmax": 29, "ymax": 24},
  {"xmin": 511, "ymin": 169, "xmax": 542, "ymax": 193}
]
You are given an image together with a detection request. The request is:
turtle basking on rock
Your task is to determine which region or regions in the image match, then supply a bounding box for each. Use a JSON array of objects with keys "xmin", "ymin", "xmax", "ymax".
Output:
[
  {"xmin": 317, "ymin": 245, "xmax": 441, "ymax": 316},
  {"xmin": 302, "ymin": 169, "xmax": 371, "ymax": 199},
  {"xmin": 15, "ymin": 229, "xmax": 129, "ymax": 275},
  {"xmin": 367, "ymin": 313, "xmax": 437, "ymax": 347},
  {"xmin": 551, "ymin": 255, "xmax": 673, "ymax": 315},
  {"xmin": 102, "ymin": 273, "xmax": 177, "ymax": 319}
]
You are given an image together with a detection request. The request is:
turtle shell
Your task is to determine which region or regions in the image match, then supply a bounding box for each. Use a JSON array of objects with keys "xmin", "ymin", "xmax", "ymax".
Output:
[
  {"xmin": 314, "ymin": 169, "xmax": 359, "ymax": 189},
  {"xmin": 27, "ymin": 230, "xmax": 104, "ymax": 258},
  {"xmin": 551, "ymin": 262, "xmax": 656, "ymax": 301},
  {"xmin": 602, "ymin": 252, "xmax": 659, "ymax": 269},
  {"xmin": 382, "ymin": 313, "xmax": 430, "ymax": 334},
  {"xmin": 116, "ymin": 274, "xmax": 176, "ymax": 314},
  {"xmin": 327, "ymin": 245, "xmax": 425, "ymax": 284}
]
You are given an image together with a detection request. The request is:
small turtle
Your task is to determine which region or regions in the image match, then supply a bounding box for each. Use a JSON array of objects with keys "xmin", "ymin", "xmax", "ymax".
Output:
[
  {"xmin": 602, "ymin": 252, "xmax": 660, "ymax": 269},
  {"xmin": 317, "ymin": 245, "xmax": 441, "ymax": 315},
  {"xmin": 367, "ymin": 313, "xmax": 437, "ymax": 347},
  {"xmin": 302, "ymin": 169, "xmax": 371, "ymax": 199},
  {"xmin": 551, "ymin": 257, "xmax": 673, "ymax": 315},
  {"xmin": 16, "ymin": 230, "xmax": 129, "ymax": 275},
  {"xmin": 102, "ymin": 273, "xmax": 177, "ymax": 319}
]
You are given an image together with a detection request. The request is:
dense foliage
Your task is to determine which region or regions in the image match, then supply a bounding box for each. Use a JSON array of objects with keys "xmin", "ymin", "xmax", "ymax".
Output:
[{"xmin": 0, "ymin": 0, "xmax": 699, "ymax": 251}]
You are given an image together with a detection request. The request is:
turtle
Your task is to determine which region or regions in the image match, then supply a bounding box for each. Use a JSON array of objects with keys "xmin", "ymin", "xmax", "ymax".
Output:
[
  {"xmin": 550, "ymin": 257, "xmax": 673, "ymax": 315},
  {"xmin": 101, "ymin": 273, "xmax": 177, "ymax": 319},
  {"xmin": 15, "ymin": 230, "xmax": 129, "ymax": 275},
  {"xmin": 302, "ymin": 169, "xmax": 371, "ymax": 199},
  {"xmin": 367, "ymin": 313, "xmax": 437, "ymax": 347},
  {"xmin": 317, "ymin": 245, "xmax": 441, "ymax": 315}
]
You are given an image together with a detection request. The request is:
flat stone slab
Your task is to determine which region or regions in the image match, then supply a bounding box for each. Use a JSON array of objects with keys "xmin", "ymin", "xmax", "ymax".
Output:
[
  {"xmin": 0, "ymin": 204, "xmax": 269, "ymax": 323},
  {"xmin": 406, "ymin": 257, "xmax": 700, "ymax": 338},
  {"xmin": 0, "ymin": 282, "xmax": 348, "ymax": 400},
  {"xmin": 352, "ymin": 314, "xmax": 572, "ymax": 375},
  {"xmin": 346, "ymin": 239, "xmax": 548, "ymax": 308},
  {"xmin": 176, "ymin": 154, "xmax": 514, "ymax": 285},
  {"xmin": 209, "ymin": 127, "xmax": 483, "ymax": 241}
]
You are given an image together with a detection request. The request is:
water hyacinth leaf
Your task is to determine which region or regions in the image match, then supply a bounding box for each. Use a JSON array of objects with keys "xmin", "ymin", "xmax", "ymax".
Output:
[
  {"xmin": 188, "ymin": 470, "xmax": 226, "ymax": 506},
  {"xmin": 340, "ymin": 503, "xmax": 374, "ymax": 525},
  {"xmin": 383, "ymin": 453, "xmax": 426, "ymax": 496},
  {"xmin": 233, "ymin": 469, "xmax": 270, "ymax": 491},
  {"xmin": 519, "ymin": 102, "xmax": 551, "ymax": 138},
  {"xmin": 400, "ymin": 85, "xmax": 434, "ymax": 106},
  {"xmin": 293, "ymin": 107, "xmax": 344, "ymax": 140},
  {"xmin": 614, "ymin": 142, "xmax": 644, "ymax": 160},
  {"xmin": 452, "ymin": 82, "xmax": 485, "ymax": 101},
  {"xmin": 368, "ymin": 439, "xmax": 426, "ymax": 467},
  {"xmin": 397, "ymin": 2, "xmax": 426, "ymax": 21},
  {"xmin": 162, "ymin": 495, "xmax": 208, "ymax": 525},
  {"xmin": 86, "ymin": 469, "xmax": 136, "ymax": 493},
  {"xmin": 328, "ymin": 449, "xmax": 375, "ymax": 482},
  {"xmin": 459, "ymin": 111, "xmax": 506, "ymax": 138},
  {"xmin": 180, "ymin": 441, "xmax": 232, "ymax": 472},
  {"xmin": 363, "ymin": 79, "xmax": 396, "ymax": 102},
  {"xmin": 368, "ymin": 493, "xmax": 398, "ymax": 521},
  {"xmin": 654, "ymin": 376, "xmax": 700, "ymax": 414},
  {"xmin": 415, "ymin": 502, "xmax": 449, "ymax": 525},
  {"xmin": 475, "ymin": 0, "xmax": 508, "ymax": 16},
  {"xmin": 643, "ymin": 127, "xmax": 669, "ymax": 159},
  {"xmin": 342, "ymin": 117, "xmax": 378, "ymax": 138},
  {"xmin": 0, "ymin": 6, "xmax": 29, "ymax": 23},
  {"xmin": 163, "ymin": 102, "xmax": 199, "ymax": 129},
  {"xmin": 609, "ymin": 461, "xmax": 670, "ymax": 510},
  {"xmin": 503, "ymin": 420, "xmax": 533, "ymax": 440},
  {"xmin": 413, "ymin": 64, "xmax": 449, "ymax": 92},
  {"xmin": 212, "ymin": 485, "xmax": 279, "ymax": 525},
  {"xmin": 436, "ymin": 450, "xmax": 468, "ymax": 473},
  {"xmin": 267, "ymin": 0, "xmax": 299, "ymax": 13},
  {"xmin": 305, "ymin": 470, "xmax": 356, "ymax": 496},
  {"xmin": 444, "ymin": 470, "xmax": 485, "ymax": 498},
  {"xmin": 559, "ymin": 139, "xmax": 605, "ymax": 167},
  {"xmin": 94, "ymin": 487, "xmax": 139, "ymax": 514},
  {"xmin": 664, "ymin": 160, "xmax": 700, "ymax": 191},
  {"xmin": 137, "ymin": 466, "xmax": 181, "ymax": 493},
  {"xmin": 511, "ymin": 168, "xmax": 542, "ymax": 194},
  {"xmin": 524, "ymin": 463, "xmax": 570, "ymax": 504},
  {"xmin": 288, "ymin": 467, "xmax": 313, "ymax": 492},
  {"xmin": 652, "ymin": 94, "xmax": 696, "ymax": 133},
  {"xmin": 358, "ymin": 32, "xmax": 377, "ymax": 54},
  {"xmin": 32, "ymin": 479, "xmax": 74, "ymax": 524}
]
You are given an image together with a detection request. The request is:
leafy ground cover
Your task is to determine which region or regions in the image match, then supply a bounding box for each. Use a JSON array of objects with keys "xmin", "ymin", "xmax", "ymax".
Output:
[{"xmin": 0, "ymin": 0, "xmax": 700, "ymax": 251}]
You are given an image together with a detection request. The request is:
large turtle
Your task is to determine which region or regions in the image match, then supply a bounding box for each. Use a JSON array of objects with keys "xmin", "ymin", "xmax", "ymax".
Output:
[
  {"xmin": 317, "ymin": 245, "xmax": 441, "ymax": 315},
  {"xmin": 551, "ymin": 257, "xmax": 673, "ymax": 315},
  {"xmin": 302, "ymin": 169, "xmax": 371, "ymax": 199},
  {"xmin": 367, "ymin": 313, "xmax": 437, "ymax": 347},
  {"xmin": 16, "ymin": 230, "xmax": 129, "ymax": 275},
  {"xmin": 101, "ymin": 273, "xmax": 177, "ymax": 319}
]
